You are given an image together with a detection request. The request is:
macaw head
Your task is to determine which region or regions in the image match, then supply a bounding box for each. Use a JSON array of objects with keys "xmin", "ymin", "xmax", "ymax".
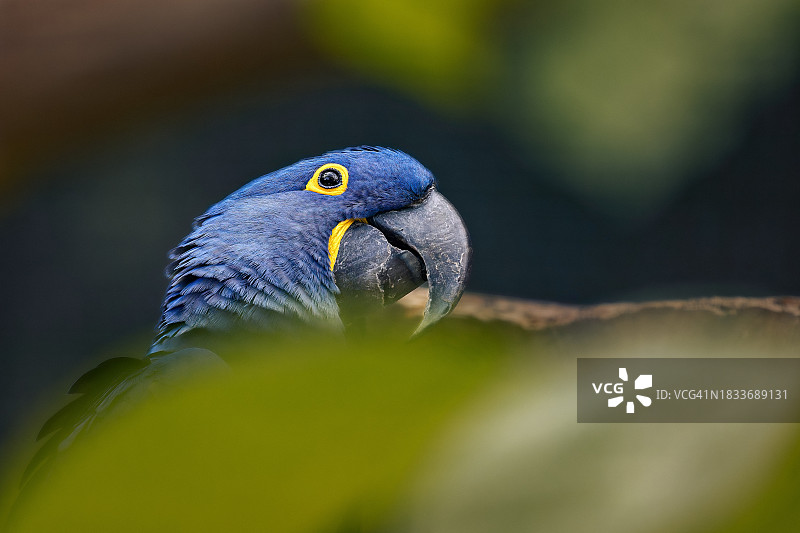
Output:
[{"xmin": 151, "ymin": 146, "xmax": 470, "ymax": 353}]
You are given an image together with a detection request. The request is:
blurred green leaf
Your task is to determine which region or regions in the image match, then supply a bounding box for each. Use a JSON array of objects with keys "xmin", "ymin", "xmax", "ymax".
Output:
[
  {"xmin": 510, "ymin": 0, "xmax": 800, "ymax": 214},
  {"xmin": 303, "ymin": 0, "xmax": 504, "ymax": 107},
  {"xmin": 2, "ymin": 324, "xmax": 511, "ymax": 532}
]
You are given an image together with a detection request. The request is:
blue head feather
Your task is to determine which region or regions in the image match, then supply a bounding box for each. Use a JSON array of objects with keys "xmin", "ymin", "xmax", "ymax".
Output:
[{"xmin": 151, "ymin": 147, "xmax": 435, "ymax": 352}]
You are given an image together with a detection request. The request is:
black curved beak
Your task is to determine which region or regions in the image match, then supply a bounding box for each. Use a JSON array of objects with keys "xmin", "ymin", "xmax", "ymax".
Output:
[{"xmin": 333, "ymin": 188, "xmax": 471, "ymax": 334}]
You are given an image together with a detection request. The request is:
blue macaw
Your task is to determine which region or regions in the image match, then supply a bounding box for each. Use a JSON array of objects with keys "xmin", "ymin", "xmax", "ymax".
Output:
[
  {"xmin": 21, "ymin": 145, "xmax": 471, "ymax": 487},
  {"xmin": 8, "ymin": 147, "xmax": 800, "ymax": 533}
]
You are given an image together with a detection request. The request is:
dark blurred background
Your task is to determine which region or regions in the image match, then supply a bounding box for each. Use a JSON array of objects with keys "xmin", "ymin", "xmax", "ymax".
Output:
[{"xmin": 0, "ymin": 0, "xmax": 799, "ymax": 444}]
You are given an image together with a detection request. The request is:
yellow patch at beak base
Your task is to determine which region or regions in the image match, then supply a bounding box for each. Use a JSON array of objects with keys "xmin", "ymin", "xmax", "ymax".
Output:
[{"xmin": 328, "ymin": 218, "xmax": 367, "ymax": 271}]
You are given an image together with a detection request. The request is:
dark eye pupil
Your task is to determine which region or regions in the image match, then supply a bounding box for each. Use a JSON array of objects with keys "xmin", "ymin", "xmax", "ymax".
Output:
[{"xmin": 318, "ymin": 168, "xmax": 342, "ymax": 189}]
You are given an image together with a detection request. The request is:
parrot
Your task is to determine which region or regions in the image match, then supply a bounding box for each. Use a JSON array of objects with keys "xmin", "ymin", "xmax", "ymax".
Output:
[
  {"xmin": 7, "ymin": 146, "xmax": 800, "ymax": 533},
  {"xmin": 10, "ymin": 146, "xmax": 471, "ymax": 502}
]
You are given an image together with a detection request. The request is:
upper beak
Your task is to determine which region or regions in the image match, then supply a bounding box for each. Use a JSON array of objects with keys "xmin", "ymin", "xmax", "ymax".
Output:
[{"xmin": 333, "ymin": 188, "xmax": 471, "ymax": 334}]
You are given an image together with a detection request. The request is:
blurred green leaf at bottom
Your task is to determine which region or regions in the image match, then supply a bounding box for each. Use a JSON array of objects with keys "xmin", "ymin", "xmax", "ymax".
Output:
[
  {"xmin": 7, "ymin": 307, "xmax": 800, "ymax": 532},
  {"xmin": 2, "ymin": 325, "xmax": 512, "ymax": 532}
]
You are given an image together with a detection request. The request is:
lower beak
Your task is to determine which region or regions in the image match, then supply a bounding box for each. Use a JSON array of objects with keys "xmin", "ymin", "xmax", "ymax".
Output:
[{"xmin": 333, "ymin": 189, "xmax": 471, "ymax": 334}]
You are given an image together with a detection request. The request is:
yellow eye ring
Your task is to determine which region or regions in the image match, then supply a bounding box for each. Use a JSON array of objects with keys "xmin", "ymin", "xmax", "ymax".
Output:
[{"xmin": 305, "ymin": 163, "xmax": 349, "ymax": 196}]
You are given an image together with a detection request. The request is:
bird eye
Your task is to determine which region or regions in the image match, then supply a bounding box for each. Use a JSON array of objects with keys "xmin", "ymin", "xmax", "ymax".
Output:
[
  {"xmin": 318, "ymin": 168, "xmax": 342, "ymax": 189},
  {"xmin": 306, "ymin": 163, "xmax": 349, "ymax": 196}
]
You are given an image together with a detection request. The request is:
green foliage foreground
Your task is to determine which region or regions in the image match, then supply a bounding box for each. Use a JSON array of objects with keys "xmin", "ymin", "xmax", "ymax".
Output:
[
  {"xmin": 6, "ymin": 314, "xmax": 800, "ymax": 532},
  {"xmin": 1, "ymin": 323, "xmax": 511, "ymax": 532}
]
